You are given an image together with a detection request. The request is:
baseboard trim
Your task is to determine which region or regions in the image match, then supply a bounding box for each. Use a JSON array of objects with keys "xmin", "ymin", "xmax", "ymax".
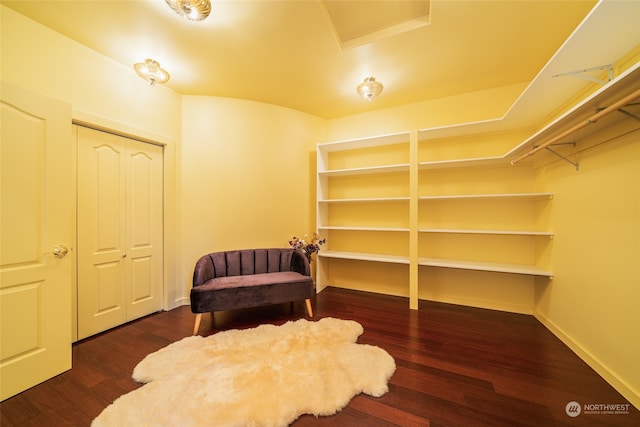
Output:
[
  {"xmin": 422, "ymin": 294, "xmax": 533, "ymax": 315},
  {"xmin": 173, "ymin": 296, "xmax": 190, "ymax": 307},
  {"xmin": 534, "ymin": 309, "xmax": 639, "ymax": 410}
]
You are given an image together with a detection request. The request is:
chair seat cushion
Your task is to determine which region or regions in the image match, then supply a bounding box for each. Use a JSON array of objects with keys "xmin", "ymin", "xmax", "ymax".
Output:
[
  {"xmin": 193, "ymin": 271, "xmax": 312, "ymax": 292},
  {"xmin": 190, "ymin": 271, "xmax": 314, "ymax": 314}
]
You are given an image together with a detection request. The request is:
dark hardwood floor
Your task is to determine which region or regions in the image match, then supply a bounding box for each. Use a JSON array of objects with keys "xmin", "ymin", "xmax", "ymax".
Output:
[{"xmin": 1, "ymin": 287, "xmax": 638, "ymax": 426}]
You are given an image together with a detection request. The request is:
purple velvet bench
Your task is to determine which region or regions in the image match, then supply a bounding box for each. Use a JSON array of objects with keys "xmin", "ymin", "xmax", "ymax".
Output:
[{"xmin": 190, "ymin": 248, "xmax": 314, "ymax": 335}]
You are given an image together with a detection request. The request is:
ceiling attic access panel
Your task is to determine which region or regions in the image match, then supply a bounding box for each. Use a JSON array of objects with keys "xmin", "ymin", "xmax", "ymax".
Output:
[{"xmin": 321, "ymin": 0, "xmax": 431, "ymax": 49}]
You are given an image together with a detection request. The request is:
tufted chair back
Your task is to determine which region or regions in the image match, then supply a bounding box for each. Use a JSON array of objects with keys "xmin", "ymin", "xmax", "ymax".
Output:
[{"xmin": 192, "ymin": 248, "xmax": 310, "ymax": 287}]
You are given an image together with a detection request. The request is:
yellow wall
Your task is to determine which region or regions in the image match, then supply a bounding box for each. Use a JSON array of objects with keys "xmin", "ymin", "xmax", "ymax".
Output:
[
  {"xmin": 533, "ymin": 123, "xmax": 640, "ymax": 408},
  {"xmin": 180, "ymin": 96, "xmax": 326, "ymax": 300}
]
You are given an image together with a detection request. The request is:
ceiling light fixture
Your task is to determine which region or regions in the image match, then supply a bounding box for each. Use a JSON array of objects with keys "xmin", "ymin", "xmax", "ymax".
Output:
[
  {"xmin": 134, "ymin": 59, "xmax": 170, "ymax": 86},
  {"xmin": 165, "ymin": 0, "xmax": 212, "ymax": 21},
  {"xmin": 356, "ymin": 77, "xmax": 383, "ymax": 101}
]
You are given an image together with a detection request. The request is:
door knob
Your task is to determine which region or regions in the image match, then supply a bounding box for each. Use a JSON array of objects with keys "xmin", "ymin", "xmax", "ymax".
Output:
[{"xmin": 49, "ymin": 244, "xmax": 70, "ymax": 258}]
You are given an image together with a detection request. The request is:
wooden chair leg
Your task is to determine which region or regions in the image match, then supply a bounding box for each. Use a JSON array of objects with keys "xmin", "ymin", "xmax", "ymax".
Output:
[
  {"xmin": 193, "ymin": 313, "xmax": 202, "ymax": 335},
  {"xmin": 305, "ymin": 298, "xmax": 313, "ymax": 317}
]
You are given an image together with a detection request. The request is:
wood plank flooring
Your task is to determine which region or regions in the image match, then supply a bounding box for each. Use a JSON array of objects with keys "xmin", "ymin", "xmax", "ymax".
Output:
[{"xmin": 1, "ymin": 286, "xmax": 638, "ymax": 426}]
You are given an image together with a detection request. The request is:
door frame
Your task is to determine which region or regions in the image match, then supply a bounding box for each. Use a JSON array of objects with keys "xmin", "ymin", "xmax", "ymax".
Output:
[{"xmin": 71, "ymin": 111, "xmax": 176, "ymax": 342}]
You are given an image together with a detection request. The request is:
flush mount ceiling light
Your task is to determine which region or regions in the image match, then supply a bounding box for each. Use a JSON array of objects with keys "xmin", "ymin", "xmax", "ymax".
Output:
[
  {"xmin": 165, "ymin": 0, "xmax": 212, "ymax": 21},
  {"xmin": 356, "ymin": 77, "xmax": 383, "ymax": 101},
  {"xmin": 134, "ymin": 59, "xmax": 170, "ymax": 86}
]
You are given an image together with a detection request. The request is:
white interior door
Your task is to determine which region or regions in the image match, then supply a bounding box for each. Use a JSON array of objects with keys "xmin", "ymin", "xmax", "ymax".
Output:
[
  {"xmin": 76, "ymin": 126, "xmax": 163, "ymax": 340},
  {"xmin": 0, "ymin": 83, "xmax": 73, "ymax": 401}
]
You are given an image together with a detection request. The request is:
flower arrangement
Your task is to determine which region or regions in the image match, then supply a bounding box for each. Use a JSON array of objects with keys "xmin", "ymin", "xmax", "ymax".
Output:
[{"xmin": 289, "ymin": 232, "xmax": 326, "ymax": 262}]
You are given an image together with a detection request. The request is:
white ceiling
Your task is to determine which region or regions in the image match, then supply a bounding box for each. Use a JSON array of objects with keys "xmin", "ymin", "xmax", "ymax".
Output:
[{"xmin": 3, "ymin": 0, "xmax": 599, "ymax": 118}]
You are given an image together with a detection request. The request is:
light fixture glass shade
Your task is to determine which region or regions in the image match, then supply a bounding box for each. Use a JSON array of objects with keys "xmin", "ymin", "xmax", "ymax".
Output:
[
  {"xmin": 356, "ymin": 77, "xmax": 383, "ymax": 101},
  {"xmin": 165, "ymin": 0, "xmax": 211, "ymax": 21},
  {"xmin": 134, "ymin": 59, "xmax": 170, "ymax": 85}
]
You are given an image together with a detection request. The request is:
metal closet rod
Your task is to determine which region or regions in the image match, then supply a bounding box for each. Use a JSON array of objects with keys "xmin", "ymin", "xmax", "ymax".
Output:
[{"xmin": 511, "ymin": 87, "xmax": 640, "ymax": 165}]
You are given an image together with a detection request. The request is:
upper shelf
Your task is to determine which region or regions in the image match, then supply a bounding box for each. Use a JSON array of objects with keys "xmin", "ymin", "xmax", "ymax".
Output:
[
  {"xmin": 418, "ymin": 156, "xmax": 508, "ymax": 170},
  {"xmin": 318, "ymin": 131, "xmax": 410, "ymax": 152},
  {"xmin": 419, "ymin": 193, "xmax": 553, "ymax": 201},
  {"xmin": 318, "ymin": 163, "xmax": 410, "ymax": 177},
  {"xmin": 319, "ymin": 197, "xmax": 410, "ymax": 203},
  {"xmin": 419, "ymin": 228, "xmax": 554, "ymax": 237},
  {"xmin": 418, "ymin": 257, "xmax": 553, "ymax": 277},
  {"xmin": 319, "ymin": 226, "xmax": 410, "ymax": 232},
  {"xmin": 318, "ymin": 251, "xmax": 410, "ymax": 265},
  {"xmin": 508, "ymin": 62, "xmax": 640, "ymax": 164}
]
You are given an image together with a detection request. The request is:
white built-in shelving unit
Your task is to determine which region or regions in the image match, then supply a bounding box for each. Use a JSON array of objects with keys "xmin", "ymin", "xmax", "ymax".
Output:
[
  {"xmin": 316, "ymin": 130, "xmax": 555, "ymax": 309},
  {"xmin": 316, "ymin": 131, "xmax": 413, "ymax": 309}
]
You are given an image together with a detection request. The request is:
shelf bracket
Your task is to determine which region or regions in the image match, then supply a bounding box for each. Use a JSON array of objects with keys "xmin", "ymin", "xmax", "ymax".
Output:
[
  {"xmin": 532, "ymin": 141, "xmax": 579, "ymax": 170},
  {"xmin": 613, "ymin": 104, "xmax": 640, "ymax": 123},
  {"xmin": 545, "ymin": 145, "xmax": 579, "ymax": 171},
  {"xmin": 552, "ymin": 64, "xmax": 613, "ymax": 85}
]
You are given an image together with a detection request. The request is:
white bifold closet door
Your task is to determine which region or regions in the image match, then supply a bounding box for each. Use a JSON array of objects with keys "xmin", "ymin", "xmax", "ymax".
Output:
[{"xmin": 76, "ymin": 125, "xmax": 163, "ymax": 340}]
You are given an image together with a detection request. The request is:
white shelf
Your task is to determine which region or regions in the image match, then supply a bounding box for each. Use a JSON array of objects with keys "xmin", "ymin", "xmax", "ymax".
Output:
[
  {"xmin": 418, "ymin": 156, "xmax": 507, "ymax": 170},
  {"xmin": 418, "ymin": 257, "xmax": 553, "ymax": 277},
  {"xmin": 319, "ymin": 197, "xmax": 410, "ymax": 203},
  {"xmin": 319, "ymin": 251, "xmax": 410, "ymax": 264},
  {"xmin": 419, "ymin": 228, "xmax": 553, "ymax": 237},
  {"xmin": 318, "ymin": 131, "xmax": 410, "ymax": 152},
  {"xmin": 319, "ymin": 163, "xmax": 410, "ymax": 177},
  {"xmin": 319, "ymin": 226, "xmax": 410, "ymax": 232},
  {"xmin": 419, "ymin": 193, "xmax": 553, "ymax": 201}
]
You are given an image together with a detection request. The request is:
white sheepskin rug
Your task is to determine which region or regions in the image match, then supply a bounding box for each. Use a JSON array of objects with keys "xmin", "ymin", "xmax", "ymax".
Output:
[{"xmin": 92, "ymin": 317, "xmax": 396, "ymax": 427}]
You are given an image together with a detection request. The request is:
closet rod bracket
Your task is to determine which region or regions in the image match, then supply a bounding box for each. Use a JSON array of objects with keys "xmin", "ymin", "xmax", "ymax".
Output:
[
  {"xmin": 594, "ymin": 102, "xmax": 640, "ymax": 122},
  {"xmin": 614, "ymin": 106, "xmax": 640, "ymax": 123}
]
